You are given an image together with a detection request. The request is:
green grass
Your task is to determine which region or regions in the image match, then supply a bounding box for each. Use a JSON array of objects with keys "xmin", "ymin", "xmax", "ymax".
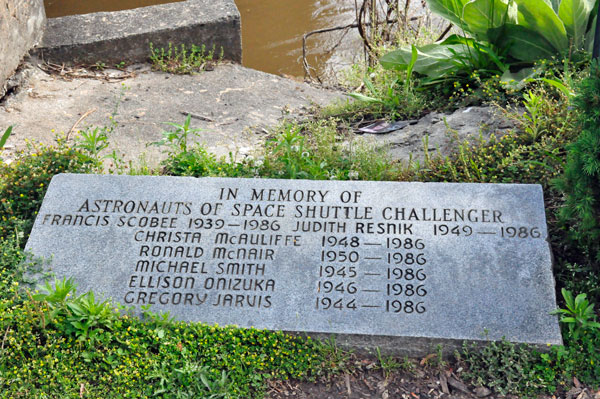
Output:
[{"xmin": 149, "ymin": 43, "xmax": 223, "ymax": 75}]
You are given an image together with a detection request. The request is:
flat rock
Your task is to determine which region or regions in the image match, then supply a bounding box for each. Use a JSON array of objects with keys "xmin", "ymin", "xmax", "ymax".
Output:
[
  {"xmin": 370, "ymin": 106, "xmax": 517, "ymax": 164},
  {"xmin": 26, "ymin": 174, "xmax": 562, "ymax": 356},
  {"xmin": 0, "ymin": 63, "xmax": 342, "ymax": 165}
]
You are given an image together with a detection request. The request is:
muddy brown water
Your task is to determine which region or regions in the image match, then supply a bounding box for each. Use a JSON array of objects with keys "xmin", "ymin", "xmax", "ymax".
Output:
[{"xmin": 43, "ymin": 0, "xmax": 358, "ymax": 77}]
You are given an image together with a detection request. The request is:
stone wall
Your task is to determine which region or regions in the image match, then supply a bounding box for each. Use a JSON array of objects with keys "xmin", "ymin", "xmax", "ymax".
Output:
[{"xmin": 0, "ymin": 0, "xmax": 46, "ymax": 97}]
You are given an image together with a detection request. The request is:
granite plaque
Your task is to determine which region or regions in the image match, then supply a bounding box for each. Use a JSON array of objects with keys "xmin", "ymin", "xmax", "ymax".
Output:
[{"xmin": 25, "ymin": 174, "xmax": 562, "ymax": 354}]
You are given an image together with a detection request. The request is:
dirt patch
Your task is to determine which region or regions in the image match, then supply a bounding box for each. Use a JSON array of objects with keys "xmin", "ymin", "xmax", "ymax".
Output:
[{"xmin": 265, "ymin": 353, "xmax": 583, "ymax": 399}]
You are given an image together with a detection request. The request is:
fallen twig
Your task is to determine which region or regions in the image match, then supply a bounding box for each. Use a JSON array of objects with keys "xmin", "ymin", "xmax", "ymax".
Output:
[{"xmin": 67, "ymin": 108, "xmax": 97, "ymax": 141}]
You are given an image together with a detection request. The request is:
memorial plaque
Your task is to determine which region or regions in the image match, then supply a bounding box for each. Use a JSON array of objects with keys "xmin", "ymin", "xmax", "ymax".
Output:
[{"xmin": 26, "ymin": 174, "xmax": 562, "ymax": 354}]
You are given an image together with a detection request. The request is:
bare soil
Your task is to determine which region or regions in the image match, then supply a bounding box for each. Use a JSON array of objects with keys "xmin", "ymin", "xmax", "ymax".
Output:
[{"xmin": 267, "ymin": 354, "xmax": 599, "ymax": 399}]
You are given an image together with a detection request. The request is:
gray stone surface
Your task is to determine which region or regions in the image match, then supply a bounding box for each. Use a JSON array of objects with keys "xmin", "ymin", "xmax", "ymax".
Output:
[
  {"xmin": 0, "ymin": 0, "xmax": 46, "ymax": 97},
  {"xmin": 370, "ymin": 106, "xmax": 517, "ymax": 164},
  {"xmin": 0, "ymin": 63, "xmax": 342, "ymax": 165},
  {"xmin": 26, "ymin": 174, "xmax": 562, "ymax": 355},
  {"xmin": 36, "ymin": 0, "xmax": 241, "ymax": 64}
]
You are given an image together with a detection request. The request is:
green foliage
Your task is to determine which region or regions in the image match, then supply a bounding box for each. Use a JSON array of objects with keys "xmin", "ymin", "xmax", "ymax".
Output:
[
  {"xmin": 0, "ymin": 138, "xmax": 93, "ymax": 241},
  {"xmin": 558, "ymin": 262, "xmax": 600, "ymax": 302},
  {"xmin": 418, "ymin": 111, "xmax": 576, "ymax": 188},
  {"xmin": 32, "ymin": 278, "xmax": 118, "ymax": 354},
  {"xmin": 159, "ymin": 117, "xmax": 404, "ymax": 182},
  {"xmin": 541, "ymin": 327, "xmax": 600, "ymax": 386},
  {"xmin": 259, "ymin": 119, "xmax": 404, "ymax": 181},
  {"xmin": 0, "ymin": 59, "xmax": 598, "ymax": 397},
  {"xmin": 460, "ymin": 290, "xmax": 600, "ymax": 394},
  {"xmin": 0, "ymin": 125, "xmax": 12, "ymax": 152},
  {"xmin": 149, "ymin": 361, "xmax": 233, "ymax": 398},
  {"xmin": 551, "ymin": 288, "xmax": 600, "ymax": 339},
  {"xmin": 459, "ymin": 339, "xmax": 547, "ymax": 395},
  {"xmin": 151, "ymin": 114, "xmax": 203, "ymax": 154},
  {"xmin": 381, "ymin": 34, "xmax": 507, "ymax": 84},
  {"xmin": 339, "ymin": 62, "xmax": 430, "ymax": 120},
  {"xmin": 0, "ymin": 283, "xmax": 329, "ymax": 397},
  {"xmin": 375, "ymin": 347, "xmax": 402, "ymax": 379},
  {"xmin": 74, "ymin": 126, "xmax": 110, "ymax": 169},
  {"xmin": 162, "ymin": 147, "xmax": 255, "ymax": 178},
  {"xmin": 554, "ymin": 62, "xmax": 600, "ymax": 267},
  {"xmin": 348, "ymin": 46, "xmax": 429, "ymax": 120},
  {"xmin": 380, "ymin": 0, "xmax": 596, "ymax": 84},
  {"xmin": 149, "ymin": 43, "xmax": 223, "ymax": 74},
  {"xmin": 520, "ymin": 89, "xmax": 550, "ymax": 142}
]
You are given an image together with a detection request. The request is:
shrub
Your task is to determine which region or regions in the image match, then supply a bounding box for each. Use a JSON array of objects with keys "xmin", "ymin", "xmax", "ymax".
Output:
[
  {"xmin": 554, "ymin": 61, "xmax": 600, "ymax": 268},
  {"xmin": 0, "ymin": 138, "xmax": 93, "ymax": 241}
]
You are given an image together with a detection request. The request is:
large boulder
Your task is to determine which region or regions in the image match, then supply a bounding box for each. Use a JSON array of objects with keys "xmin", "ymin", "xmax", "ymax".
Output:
[{"xmin": 0, "ymin": 0, "xmax": 46, "ymax": 97}]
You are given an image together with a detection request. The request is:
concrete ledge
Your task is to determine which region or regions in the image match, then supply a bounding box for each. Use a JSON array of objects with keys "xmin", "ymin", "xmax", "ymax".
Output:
[{"xmin": 36, "ymin": 0, "xmax": 241, "ymax": 64}]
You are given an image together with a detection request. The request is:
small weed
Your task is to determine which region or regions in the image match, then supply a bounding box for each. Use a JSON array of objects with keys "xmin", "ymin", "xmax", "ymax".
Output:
[
  {"xmin": 149, "ymin": 361, "xmax": 233, "ymax": 398},
  {"xmin": 342, "ymin": 64, "xmax": 428, "ymax": 121},
  {"xmin": 32, "ymin": 278, "xmax": 118, "ymax": 351},
  {"xmin": 92, "ymin": 61, "xmax": 106, "ymax": 71},
  {"xmin": 74, "ymin": 126, "xmax": 110, "ymax": 166},
  {"xmin": 150, "ymin": 42, "xmax": 223, "ymax": 74},
  {"xmin": 520, "ymin": 90, "xmax": 550, "ymax": 142},
  {"xmin": 375, "ymin": 347, "xmax": 402, "ymax": 379},
  {"xmin": 316, "ymin": 336, "xmax": 354, "ymax": 377},
  {"xmin": 551, "ymin": 288, "xmax": 600, "ymax": 340},
  {"xmin": 458, "ymin": 339, "xmax": 545, "ymax": 396},
  {"xmin": 150, "ymin": 114, "xmax": 203, "ymax": 154}
]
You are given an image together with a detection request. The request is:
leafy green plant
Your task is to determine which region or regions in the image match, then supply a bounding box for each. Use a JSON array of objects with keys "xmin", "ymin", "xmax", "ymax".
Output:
[
  {"xmin": 150, "ymin": 43, "xmax": 223, "ymax": 74},
  {"xmin": 458, "ymin": 339, "xmax": 546, "ymax": 395},
  {"xmin": 552, "ymin": 288, "xmax": 600, "ymax": 339},
  {"xmin": 151, "ymin": 114, "xmax": 203, "ymax": 154},
  {"xmin": 264, "ymin": 123, "xmax": 328, "ymax": 179},
  {"xmin": 380, "ymin": 0, "xmax": 597, "ymax": 83},
  {"xmin": 32, "ymin": 277, "xmax": 77, "ymax": 327},
  {"xmin": 520, "ymin": 90, "xmax": 548, "ymax": 142},
  {"xmin": 33, "ymin": 278, "xmax": 118, "ymax": 351},
  {"xmin": 74, "ymin": 126, "xmax": 110, "ymax": 166},
  {"xmin": 0, "ymin": 125, "xmax": 12, "ymax": 151},
  {"xmin": 150, "ymin": 361, "xmax": 233, "ymax": 398},
  {"xmin": 260, "ymin": 118, "xmax": 404, "ymax": 181},
  {"xmin": 314, "ymin": 336, "xmax": 354, "ymax": 376},
  {"xmin": 348, "ymin": 46, "xmax": 432, "ymax": 119}
]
